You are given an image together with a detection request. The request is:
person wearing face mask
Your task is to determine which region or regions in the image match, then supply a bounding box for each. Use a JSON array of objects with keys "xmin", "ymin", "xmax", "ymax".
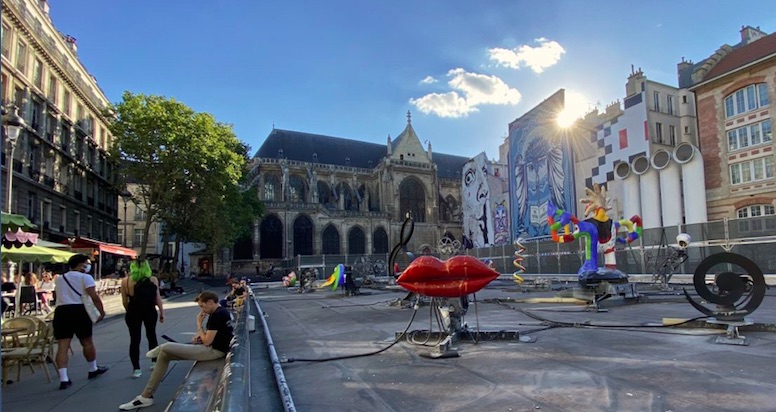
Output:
[{"xmin": 53, "ymin": 253, "xmax": 108, "ymax": 390}]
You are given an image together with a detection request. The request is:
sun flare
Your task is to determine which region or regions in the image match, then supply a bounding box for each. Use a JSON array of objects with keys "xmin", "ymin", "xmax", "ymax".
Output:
[{"xmin": 556, "ymin": 91, "xmax": 591, "ymax": 128}]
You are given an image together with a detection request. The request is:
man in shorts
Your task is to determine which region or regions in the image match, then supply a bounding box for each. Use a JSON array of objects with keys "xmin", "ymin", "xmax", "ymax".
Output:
[{"xmin": 53, "ymin": 254, "xmax": 108, "ymax": 390}]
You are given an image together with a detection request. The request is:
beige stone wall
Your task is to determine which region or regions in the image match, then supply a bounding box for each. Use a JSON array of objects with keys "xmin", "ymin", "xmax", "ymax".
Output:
[{"xmin": 694, "ymin": 58, "xmax": 776, "ymax": 221}]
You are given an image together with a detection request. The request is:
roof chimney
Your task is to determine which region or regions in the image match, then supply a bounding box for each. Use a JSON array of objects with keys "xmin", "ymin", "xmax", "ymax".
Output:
[
  {"xmin": 65, "ymin": 35, "xmax": 78, "ymax": 53},
  {"xmin": 740, "ymin": 25, "xmax": 768, "ymax": 45}
]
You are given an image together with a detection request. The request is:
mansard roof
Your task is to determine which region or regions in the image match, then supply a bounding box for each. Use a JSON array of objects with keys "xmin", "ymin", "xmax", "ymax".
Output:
[
  {"xmin": 254, "ymin": 128, "xmax": 469, "ymax": 179},
  {"xmin": 702, "ymin": 32, "xmax": 776, "ymax": 81}
]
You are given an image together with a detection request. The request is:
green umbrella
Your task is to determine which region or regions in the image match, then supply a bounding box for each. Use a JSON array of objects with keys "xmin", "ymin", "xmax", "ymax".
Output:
[{"xmin": 1, "ymin": 213, "xmax": 37, "ymax": 232}]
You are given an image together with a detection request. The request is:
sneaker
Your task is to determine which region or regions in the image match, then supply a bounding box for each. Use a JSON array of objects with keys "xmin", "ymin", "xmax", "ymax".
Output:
[
  {"xmin": 58, "ymin": 380, "xmax": 72, "ymax": 390},
  {"xmin": 131, "ymin": 369, "xmax": 142, "ymax": 379},
  {"xmin": 119, "ymin": 395, "xmax": 154, "ymax": 410},
  {"xmin": 146, "ymin": 346, "xmax": 161, "ymax": 359},
  {"xmin": 87, "ymin": 366, "xmax": 109, "ymax": 379}
]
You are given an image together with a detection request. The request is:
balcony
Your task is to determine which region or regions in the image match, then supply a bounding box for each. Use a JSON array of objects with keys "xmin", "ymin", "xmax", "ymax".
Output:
[
  {"xmin": 98, "ymin": 201, "xmax": 105, "ymax": 211},
  {"xmin": 27, "ymin": 168, "xmax": 41, "ymax": 182},
  {"xmin": 43, "ymin": 175, "xmax": 55, "ymax": 188},
  {"xmin": 12, "ymin": 160, "xmax": 23, "ymax": 173},
  {"xmin": 87, "ymin": 197, "xmax": 95, "ymax": 206},
  {"xmin": 74, "ymin": 190, "xmax": 82, "ymax": 200}
]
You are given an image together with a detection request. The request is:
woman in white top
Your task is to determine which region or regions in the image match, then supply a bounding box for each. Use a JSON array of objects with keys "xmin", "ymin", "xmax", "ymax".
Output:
[
  {"xmin": 52, "ymin": 254, "xmax": 109, "ymax": 390},
  {"xmin": 37, "ymin": 271, "xmax": 56, "ymax": 313}
]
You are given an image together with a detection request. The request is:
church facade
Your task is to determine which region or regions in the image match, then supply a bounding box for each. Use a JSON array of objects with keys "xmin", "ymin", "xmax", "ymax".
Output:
[{"xmin": 239, "ymin": 114, "xmax": 470, "ymax": 267}]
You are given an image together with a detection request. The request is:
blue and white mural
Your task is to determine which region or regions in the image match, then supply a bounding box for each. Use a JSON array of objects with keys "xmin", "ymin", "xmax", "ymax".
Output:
[{"xmin": 508, "ymin": 90, "xmax": 576, "ymax": 239}]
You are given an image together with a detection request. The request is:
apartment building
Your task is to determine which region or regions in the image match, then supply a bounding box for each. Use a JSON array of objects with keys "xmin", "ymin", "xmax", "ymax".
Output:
[
  {"xmin": 680, "ymin": 26, "xmax": 775, "ymax": 222},
  {"xmin": 1, "ymin": 0, "xmax": 119, "ymax": 243}
]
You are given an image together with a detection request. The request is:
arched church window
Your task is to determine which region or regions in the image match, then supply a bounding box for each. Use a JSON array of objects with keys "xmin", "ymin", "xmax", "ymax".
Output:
[
  {"xmin": 399, "ymin": 178, "xmax": 426, "ymax": 222},
  {"xmin": 289, "ymin": 175, "xmax": 306, "ymax": 202},
  {"xmin": 373, "ymin": 227, "xmax": 388, "ymax": 254},
  {"xmin": 293, "ymin": 215, "xmax": 314, "ymax": 256},
  {"xmin": 348, "ymin": 227, "xmax": 365, "ymax": 255},
  {"xmin": 263, "ymin": 174, "xmax": 281, "ymax": 201},
  {"xmin": 260, "ymin": 215, "xmax": 283, "ymax": 259},
  {"xmin": 321, "ymin": 225, "xmax": 340, "ymax": 255}
]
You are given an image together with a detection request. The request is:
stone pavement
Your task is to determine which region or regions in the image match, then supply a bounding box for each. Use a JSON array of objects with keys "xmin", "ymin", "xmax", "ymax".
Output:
[
  {"xmin": 257, "ymin": 283, "xmax": 776, "ymax": 412},
  {"xmin": 1, "ymin": 279, "xmax": 217, "ymax": 412}
]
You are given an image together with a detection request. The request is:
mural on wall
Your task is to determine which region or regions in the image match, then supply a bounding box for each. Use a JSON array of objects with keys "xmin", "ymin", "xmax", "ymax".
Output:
[
  {"xmin": 462, "ymin": 152, "xmax": 494, "ymax": 248},
  {"xmin": 488, "ymin": 162, "xmax": 510, "ymax": 246},
  {"xmin": 588, "ymin": 92, "xmax": 650, "ymax": 186},
  {"xmin": 508, "ymin": 89, "xmax": 576, "ymax": 239}
]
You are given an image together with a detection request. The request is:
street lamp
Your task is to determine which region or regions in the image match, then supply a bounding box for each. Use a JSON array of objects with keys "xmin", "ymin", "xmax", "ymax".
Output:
[
  {"xmin": 2, "ymin": 106, "xmax": 26, "ymax": 213},
  {"xmin": 120, "ymin": 188, "xmax": 132, "ymax": 247}
]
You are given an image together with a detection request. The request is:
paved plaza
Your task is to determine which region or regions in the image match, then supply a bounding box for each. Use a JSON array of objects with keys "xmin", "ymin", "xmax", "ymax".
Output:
[
  {"xmin": 256, "ymin": 280, "xmax": 776, "ymax": 412},
  {"xmin": 1, "ymin": 280, "xmax": 208, "ymax": 412}
]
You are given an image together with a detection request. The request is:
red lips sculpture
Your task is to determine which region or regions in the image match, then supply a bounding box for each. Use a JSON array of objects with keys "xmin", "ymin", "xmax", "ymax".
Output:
[{"xmin": 396, "ymin": 255, "xmax": 500, "ymax": 298}]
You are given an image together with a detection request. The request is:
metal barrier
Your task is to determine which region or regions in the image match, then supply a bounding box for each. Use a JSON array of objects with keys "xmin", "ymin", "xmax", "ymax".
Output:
[
  {"xmin": 252, "ymin": 292, "xmax": 297, "ymax": 412},
  {"xmin": 211, "ymin": 302, "xmax": 251, "ymax": 412}
]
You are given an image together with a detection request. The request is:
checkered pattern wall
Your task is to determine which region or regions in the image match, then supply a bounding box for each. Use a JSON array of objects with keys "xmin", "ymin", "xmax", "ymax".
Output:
[{"xmin": 585, "ymin": 92, "xmax": 651, "ymax": 189}]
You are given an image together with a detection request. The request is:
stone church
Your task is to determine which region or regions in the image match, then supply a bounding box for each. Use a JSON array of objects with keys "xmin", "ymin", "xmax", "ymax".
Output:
[{"xmin": 235, "ymin": 113, "xmax": 470, "ymax": 267}]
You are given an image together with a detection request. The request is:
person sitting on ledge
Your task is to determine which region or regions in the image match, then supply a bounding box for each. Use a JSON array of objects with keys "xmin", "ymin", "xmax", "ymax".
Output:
[{"xmin": 118, "ymin": 290, "xmax": 234, "ymax": 410}]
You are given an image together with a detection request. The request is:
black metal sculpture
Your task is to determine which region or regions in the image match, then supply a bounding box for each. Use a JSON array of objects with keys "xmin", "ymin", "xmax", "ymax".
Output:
[{"xmin": 683, "ymin": 252, "xmax": 767, "ymax": 320}]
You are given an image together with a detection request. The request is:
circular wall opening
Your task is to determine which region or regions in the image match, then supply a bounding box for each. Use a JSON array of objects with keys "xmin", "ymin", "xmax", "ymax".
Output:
[
  {"xmin": 632, "ymin": 156, "xmax": 650, "ymax": 174},
  {"xmin": 614, "ymin": 162, "xmax": 631, "ymax": 179},
  {"xmin": 674, "ymin": 143, "xmax": 694, "ymax": 163},
  {"xmin": 652, "ymin": 150, "xmax": 671, "ymax": 169}
]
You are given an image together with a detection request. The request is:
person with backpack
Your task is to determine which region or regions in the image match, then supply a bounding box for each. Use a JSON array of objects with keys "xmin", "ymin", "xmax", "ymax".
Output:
[{"xmin": 120, "ymin": 258, "xmax": 165, "ymax": 379}]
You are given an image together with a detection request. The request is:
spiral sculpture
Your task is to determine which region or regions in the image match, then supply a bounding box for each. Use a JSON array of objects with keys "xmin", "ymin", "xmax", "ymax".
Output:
[{"xmin": 512, "ymin": 239, "xmax": 526, "ymax": 285}]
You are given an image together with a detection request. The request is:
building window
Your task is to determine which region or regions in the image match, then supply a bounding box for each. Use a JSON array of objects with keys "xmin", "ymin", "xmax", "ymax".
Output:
[
  {"xmin": 292, "ymin": 215, "xmax": 314, "ymax": 256},
  {"xmin": 684, "ymin": 125, "xmax": 690, "ymax": 135},
  {"xmin": 736, "ymin": 204, "xmax": 776, "ymax": 233},
  {"xmin": 669, "ymin": 125, "xmax": 676, "ymax": 146},
  {"xmin": 399, "ymin": 178, "xmax": 426, "ymax": 222},
  {"xmin": 727, "ymin": 119, "xmax": 772, "ymax": 151},
  {"xmin": 288, "ymin": 175, "xmax": 306, "ymax": 202},
  {"xmin": 724, "ymin": 83, "xmax": 769, "ymax": 118},
  {"xmin": 321, "ymin": 225, "xmax": 340, "ymax": 255},
  {"xmin": 655, "ymin": 122, "xmax": 663, "ymax": 143},
  {"xmin": 348, "ymin": 227, "xmax": 365, "ymax": 255},
  {"xmin": 373, "ymin": 227, "xmax": 389, "ymax": 254},
  {"xmin": 63, "ymin": 90, "xmax": 71, "ymax": 116},
  {"xmin": 667, "ymin": 95, "xmax": 674, "ymax": 115},
  {"xmin": 134, "ymin": 206, "xmax": 147, "ymax": 221},
  {"xmin": 259, "ymin": 215, "xmax": 283, "ymax": 259},
  {"xmin": 15, "ymin": 41, "xmax": 27, "ymax": 73},
  {"xmin": 1, "ymin": 23, "xmax": 11, "ymax": 58},
  {"xmin": 263, "ymin": 174, "xmax": 281, "ymax": 201},
  {"xmin": 30, "ymin": 97, "xmax": 42, "ymax": 131},
  {"xmin": 730, "ymin": 156, "xmax": 774, "ymax": 185},
  {"xmin": 653, "ymin": 91, "xmax": 660, "ymax": 112},
  {"xmin": 33, "ymin": 59, "xmax": 44, "ymax": 89},
  {"xmin": 682, "ymin": 95, "xmax": 688, "ymax": 104},
  {"xmin": 133, "ymin": 229, "xmax": 144, "ymax": 247},
  {"xmin": 48, "ymin": 75, "xmax": 58, "ymax": 105}
]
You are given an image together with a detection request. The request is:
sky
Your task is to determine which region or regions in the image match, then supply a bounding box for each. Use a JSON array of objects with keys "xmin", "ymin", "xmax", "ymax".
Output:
[{"xmin": 49, "ymin": 0, "xmax": 776, "ymax": 160}]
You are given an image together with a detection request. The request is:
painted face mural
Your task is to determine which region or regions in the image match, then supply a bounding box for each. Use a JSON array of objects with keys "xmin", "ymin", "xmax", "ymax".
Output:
[
  {"xmin": 493, "ymin": 201, "xmax": 509, "ymax": 245},
  {"xmin": 462, "ymin": 153, "xmax": 493, "ymax": 249},
  {"xmin": 509, "ymin": 90, "xmax": 576, "ymax": 238}
]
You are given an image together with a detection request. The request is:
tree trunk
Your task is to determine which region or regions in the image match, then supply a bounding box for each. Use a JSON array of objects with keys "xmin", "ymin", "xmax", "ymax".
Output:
[{"xmin": 139, "ymin": 209, "xmax": 154, "ymax": 261}]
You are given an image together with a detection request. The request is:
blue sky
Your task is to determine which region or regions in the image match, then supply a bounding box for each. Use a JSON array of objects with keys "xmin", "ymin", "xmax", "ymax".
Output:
[{"xmin": 50, "ymin": 1, "xmax": 775, "ymax": 160}]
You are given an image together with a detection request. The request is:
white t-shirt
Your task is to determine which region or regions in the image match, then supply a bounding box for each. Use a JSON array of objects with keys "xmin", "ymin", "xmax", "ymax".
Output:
[{"xmin": 55, "ymin": 271, "xmax": 96, "ymax": 305}]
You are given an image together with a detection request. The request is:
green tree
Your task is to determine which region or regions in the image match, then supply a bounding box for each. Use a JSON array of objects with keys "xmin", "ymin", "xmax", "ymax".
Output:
[{"xmin": 106, "ymin": 92, "xmax": 250, "ymax": 260}]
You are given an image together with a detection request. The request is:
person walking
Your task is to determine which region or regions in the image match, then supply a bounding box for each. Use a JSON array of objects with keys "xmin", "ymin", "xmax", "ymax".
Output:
[
  {"xmin": 118, "ymin": 290, "xmax": 233, "ymax": 410},
  {"xmin": 120, "ymin": 258, "xmax": 165, "ymax": 379},
  {"xmin": 53, "ymin": 254, "xmax": 108, "ymax": 390}
]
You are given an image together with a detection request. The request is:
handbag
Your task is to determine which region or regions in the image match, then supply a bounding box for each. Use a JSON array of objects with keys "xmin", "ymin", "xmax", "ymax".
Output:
[{"xmin": 62, "ymin": 274, "xmax": 102, "ymax": 323}]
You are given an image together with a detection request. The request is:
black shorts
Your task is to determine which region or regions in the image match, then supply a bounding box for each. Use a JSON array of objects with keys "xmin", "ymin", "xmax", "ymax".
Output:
[{"xmin": 53, "ymin": 304, "xmax": 93, "ymax": 340}]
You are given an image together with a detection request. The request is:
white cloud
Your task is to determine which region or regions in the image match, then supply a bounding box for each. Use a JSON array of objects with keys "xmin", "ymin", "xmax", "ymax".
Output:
[
  {"xmin": 410, "ymin": 68, "xmax": 522, "ymax": 118},
  {"xmin": 419, "ymin": 75, "xmax": 438, "ymax": 85},
  {"xmin": 488, "ymin": 38, "xmax": 566, "ymax": 73}
]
